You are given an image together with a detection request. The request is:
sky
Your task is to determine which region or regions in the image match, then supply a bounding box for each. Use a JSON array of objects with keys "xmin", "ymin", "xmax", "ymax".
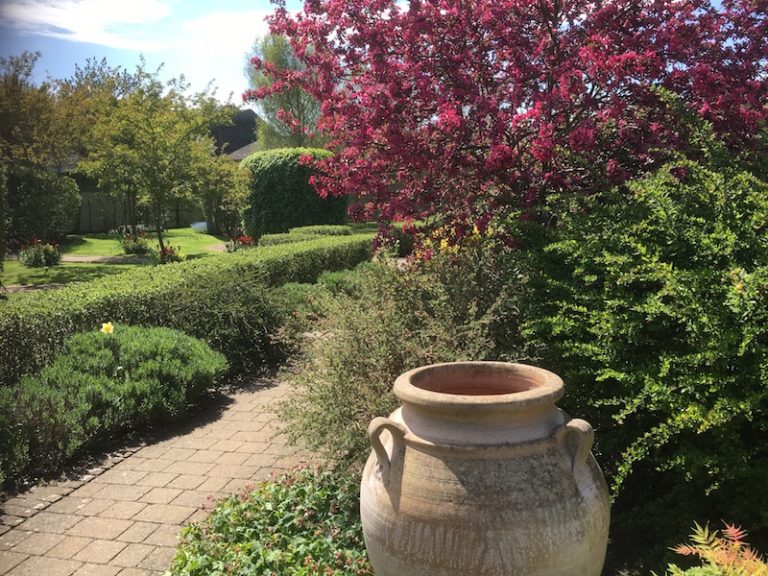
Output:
[{"xmin": 0, "ymin": 0, "xmax": 303, "ymax": 106}]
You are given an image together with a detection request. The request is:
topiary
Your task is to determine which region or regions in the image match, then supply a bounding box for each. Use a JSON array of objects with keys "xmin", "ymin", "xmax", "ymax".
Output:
[
  {"xmin": 0, "ymin": 324, "xmax": 228, "ymax": 487},
  {"xmin": 242, "ymin": 148, "xmax": 346, "ymax": 240}
]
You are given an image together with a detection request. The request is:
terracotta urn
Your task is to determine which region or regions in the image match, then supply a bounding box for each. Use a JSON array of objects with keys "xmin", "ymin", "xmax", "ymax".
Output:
[{"xmin": 360, "ymin": 362, "xmax": 610, "ymax": 576}]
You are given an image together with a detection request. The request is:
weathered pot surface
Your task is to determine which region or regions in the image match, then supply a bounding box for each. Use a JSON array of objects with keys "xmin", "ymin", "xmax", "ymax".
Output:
[{"xmin": 360, "ymin": 361, "xmax": 610, "ymax": 576}]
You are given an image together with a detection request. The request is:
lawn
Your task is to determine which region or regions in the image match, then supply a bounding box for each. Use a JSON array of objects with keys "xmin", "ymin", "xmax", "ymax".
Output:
[
  {"xmin": 1, "ymin": 260, "xmax": 141, "ymax": 288},
  {"xmin": 61, "ymin": 228, "xmax": 228, "ymax": 259},
  {"xmin": 1, "ymin": 227, "xmax": 230, "ymax": 290}
]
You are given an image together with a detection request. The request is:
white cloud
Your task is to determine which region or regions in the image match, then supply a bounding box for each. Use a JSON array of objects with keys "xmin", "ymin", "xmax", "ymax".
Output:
[
  {"xmin": 171, "ymin": 10, "xmax": 273, "ymax": 101},
  {"xmin": 0, "ymin": 0, "xmax": 172, "ymax": 51},
  {"xmin": 181, "ymin": 10, "xmax": 271, "ymax": 54}
]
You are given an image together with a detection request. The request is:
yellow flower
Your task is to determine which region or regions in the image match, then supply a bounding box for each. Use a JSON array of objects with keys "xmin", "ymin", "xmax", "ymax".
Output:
[
  {"xmin": 440, "ymin": 238, "xmax": 450, "ymax": 252},
  {"xmin": 100, "ymin": 322, "xmax": 114, "ymax": 334}
]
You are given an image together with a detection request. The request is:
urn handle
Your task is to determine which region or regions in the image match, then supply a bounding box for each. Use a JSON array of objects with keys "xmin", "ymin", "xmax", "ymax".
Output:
[
  {"xmin": 368, "ymin": 417, "xmax": 406, "ymax": 483},
  {"xmin": 556, "ymin": 418, "xmax": 594, "ymax": 474}
]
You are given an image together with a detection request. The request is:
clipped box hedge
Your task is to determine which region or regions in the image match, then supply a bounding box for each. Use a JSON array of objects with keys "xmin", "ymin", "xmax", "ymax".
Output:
[
  {"xmin": 288, "ymin": 225, "xmax": 352, "ymax": 236},
  {"xmin": 258, "ymin": 232, "xmax": 323, "ymax": 246},
  {"xmin": 0, "ymin": 234, "xmax": 374, "ymax": 388}
]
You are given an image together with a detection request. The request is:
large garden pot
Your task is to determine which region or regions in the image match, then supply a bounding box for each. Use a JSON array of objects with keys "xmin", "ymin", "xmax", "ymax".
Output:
[{"xmin": 360, "ymin": 361, "xmax": 610, "ymax": 576}]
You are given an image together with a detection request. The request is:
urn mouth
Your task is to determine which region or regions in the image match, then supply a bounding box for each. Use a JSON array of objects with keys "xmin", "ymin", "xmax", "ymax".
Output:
[{"xmin": 394, "ymin": 362, "xmax": 564, "ymax": 411}]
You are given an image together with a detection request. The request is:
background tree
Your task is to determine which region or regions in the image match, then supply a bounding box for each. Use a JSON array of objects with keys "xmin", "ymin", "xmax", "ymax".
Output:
[
  {"xmin": 81, "ymin": 62, "xmax": 230, "ymax": 259},
  {"xmin": 0, "ymin": 165, "xmax": 6, "ymax": 281},
  {"xmin": 251, "ymin": 0, "xmax": 768, "ymax": 234},
  {"xmin": 245, "ymin": 34, "xmax": 322, "ymax": 149},
  {"xmin": 0, "ymin": 52, "xmax": 80, "ymax": 247},
  {"xmin": 56, "ymin": 59, "xmax": 145, "ymax": 231},
  {"xmin": 187, "ymin": 144, "xmax": 249, "ymax": 237}
]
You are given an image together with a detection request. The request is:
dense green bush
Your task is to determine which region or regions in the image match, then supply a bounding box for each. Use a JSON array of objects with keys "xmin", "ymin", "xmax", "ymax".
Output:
[
  {"xmin": 119, "ymin": 232, "xmax": 152, "ymax": 256},
  {"xmin": 280, "ymin": 241, "xmax": 521, "ymax": 467},
  {"xmin": 6, "ymin": 166, "xmax": 80, "ymax": 248},
  {"xmin": 258, "ymin": 232, "xmax": 322, "ymax": 246},
  {"xmin": 0, "ymin": 324, "xmax": 227, "ymax": 485},
  {"xmin": 289, "ymin": 224, "xmax": 352, "ymax": 236},
  {"xmin": 521, "ymin": 161, "xmax": 768, "ymax": 569},
  {"xmin": 0, "ymin": 164, "xmax": 6, "ymax": 278},
  {"xmin": 19, "ymin": 239, "xmax": 61, "ymax": 267},
  {"xmin": 0, "ymin": 233, "xmax": 374, "ymax": 388},
  {"xmin": 242, "ymin": 148, "xmax": 346, "ymax": 239},
  {"xmin": 169, "ymin": 467, "xmax": 372, "ymax": 576}
]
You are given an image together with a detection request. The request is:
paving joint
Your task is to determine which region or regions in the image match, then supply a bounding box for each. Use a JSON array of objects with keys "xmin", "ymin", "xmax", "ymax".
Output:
[{"xmin": 0, "ymin": 380, "xmax": 308, "ymax": 576}]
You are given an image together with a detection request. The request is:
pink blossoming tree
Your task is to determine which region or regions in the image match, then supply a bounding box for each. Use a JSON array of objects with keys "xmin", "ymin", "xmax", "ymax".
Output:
[{"xmin": 246, "ymin": 0, "xmax": 768, "ymax": 236}]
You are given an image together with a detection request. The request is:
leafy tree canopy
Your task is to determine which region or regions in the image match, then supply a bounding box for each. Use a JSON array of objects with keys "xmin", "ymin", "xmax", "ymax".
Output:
[
  {"xmin": 250, "ymin": 0, "xmax": 768, "ymax": 236},
  {"xmin": 245, "ymin": 34, "xmax": 323, "ymax": 149}
]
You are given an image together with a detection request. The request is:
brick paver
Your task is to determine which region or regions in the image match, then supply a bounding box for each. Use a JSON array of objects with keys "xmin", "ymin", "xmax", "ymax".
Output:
[{"xmin": 0, "ymin": 382, "xmax": 308, "ymax": 576}]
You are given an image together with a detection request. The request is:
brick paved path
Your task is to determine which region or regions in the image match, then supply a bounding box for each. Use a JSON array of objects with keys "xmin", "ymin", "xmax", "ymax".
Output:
[{"xmin": 0, "ymin": 381, "xmax": 307, "ymax": 576}]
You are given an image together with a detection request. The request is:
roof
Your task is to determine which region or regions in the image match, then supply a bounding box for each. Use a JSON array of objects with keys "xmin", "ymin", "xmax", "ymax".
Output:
[{"xmin": 227, "ymin": 141, "xmax": 260, "ymax": 161}]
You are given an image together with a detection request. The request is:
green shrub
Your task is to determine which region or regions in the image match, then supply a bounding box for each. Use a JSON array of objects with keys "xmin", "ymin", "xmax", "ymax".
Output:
[
  {"xmin": 289, "ymin": 224, "xmax": 352, "ymax": 236},
  {"xmin": 0, "ymin": 324, "xmax": 227, "ymax": 485},
  {"xmin": 119, "ymin": 232, "xmax": 152, "ymax": 256},
  {"xmin": 155, "ymin": 244, "xmax": 185, "ymax": 264},
  {"xmin": 169, "ymin": 466, "xmax": 373, "ymax": 576},
  {"xmin": 280, "ymin": 242, "xmax": 521, "ymax": 468},
  {"xmin": 521, "ymin": 161, "xmax": 768, "ymax": 568},
  {"xmin": 225, "ymin": 234, "xmax": 255, "ymax": 252},
  {"xmin": 6, "ymin": 166, "xmax": 80, "ymax": 248},
  {"xmin": 0, "ymin": 234, "xmax": 375, "ymax": 388},
  {"xmin": 0, "ymin": 165, "xmax": 6, "ymax": 278},
  {"xmin": 258, "ymin": 232, "xmax": 322, "ymax": 246},
  {"xmin": 19, "ymin": 239, "xmax": 61, "ymax": 267},
  {"xmin": 242, "ymin": 148, "xmax": 346, "ymax": 239}
]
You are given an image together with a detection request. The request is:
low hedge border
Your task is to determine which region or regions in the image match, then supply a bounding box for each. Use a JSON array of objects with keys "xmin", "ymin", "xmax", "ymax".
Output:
[
  {"xmin": 0, "ymin": 233, "xmax": 374, "ymax": 388},
  {"xmin": 258, "ymin": 232, "xmax": 323, "ymax": 246},
  {"xmin": 288, "ymin": 224, "xmax": 352, "ymax": 236}
]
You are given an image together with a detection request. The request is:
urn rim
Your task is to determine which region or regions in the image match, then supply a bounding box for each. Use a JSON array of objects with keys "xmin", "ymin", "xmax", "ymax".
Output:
[{"xmin": 394, "ymin": 361, "xmax": 564, "ymax": 411}]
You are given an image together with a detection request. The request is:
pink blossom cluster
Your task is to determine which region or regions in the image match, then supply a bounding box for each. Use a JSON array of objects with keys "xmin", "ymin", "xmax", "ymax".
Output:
[{"xmin": 246, "ymin": 0, "xmax": 768, "ymax": 236}]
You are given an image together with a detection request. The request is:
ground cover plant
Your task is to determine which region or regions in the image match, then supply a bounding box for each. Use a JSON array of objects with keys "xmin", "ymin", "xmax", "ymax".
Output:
[
  {"xmin": 0, "ymin": 324, "xmax": 227, "ymax": 487},
  {"xmin": 168, "ymin": 466, "xmax": 373, "ymax": 576}
]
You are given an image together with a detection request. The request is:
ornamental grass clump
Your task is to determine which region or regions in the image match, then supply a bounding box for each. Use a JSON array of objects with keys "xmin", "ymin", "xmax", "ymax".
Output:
[
  {"xmin": 168, "ymin": 467, "xmax": 373, "ymax": 576},
  {"xmin": 0, "ymin": 324, "xmax": 228, "ymax": 487}
]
